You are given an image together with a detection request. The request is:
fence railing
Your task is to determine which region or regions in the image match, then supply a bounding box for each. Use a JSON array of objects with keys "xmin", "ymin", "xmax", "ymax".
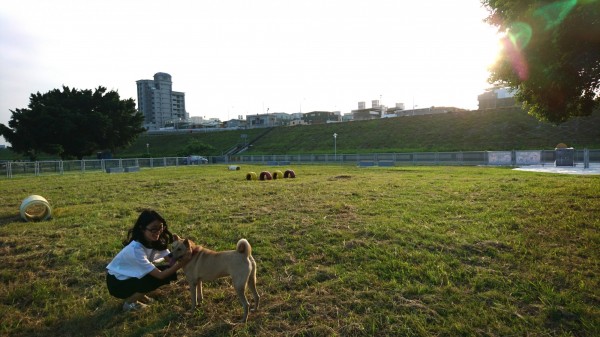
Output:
[{"xmin": 2, "ymin": 149, "xmax": 598, "ymax": 179}]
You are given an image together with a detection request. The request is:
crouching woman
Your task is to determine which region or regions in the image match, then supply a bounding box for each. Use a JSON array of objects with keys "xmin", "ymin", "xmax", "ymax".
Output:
[{"xmin": 106, "ymin": 209, "xmax": 190, "ymax": 311}]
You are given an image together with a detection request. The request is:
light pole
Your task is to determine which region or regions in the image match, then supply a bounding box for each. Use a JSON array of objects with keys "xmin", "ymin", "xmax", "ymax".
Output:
[
  {"xmin": 146, "ymin": 143, "xmax": 149, "ymax": 155},
  {"xmin": 333, "ymin": 133, "xmax": 337, "ymax": 162}
]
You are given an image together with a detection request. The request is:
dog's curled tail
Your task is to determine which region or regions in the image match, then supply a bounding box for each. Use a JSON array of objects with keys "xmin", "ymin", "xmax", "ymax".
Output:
[{"xmin": 236, "ymin": 239, "xmax": 252, "ymax": 256}]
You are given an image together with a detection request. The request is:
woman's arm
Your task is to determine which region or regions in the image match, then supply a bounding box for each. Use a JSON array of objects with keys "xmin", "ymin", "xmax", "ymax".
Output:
[{"xmin": 148, "ymin": 255, "xmax": 191, "ymax": 280}]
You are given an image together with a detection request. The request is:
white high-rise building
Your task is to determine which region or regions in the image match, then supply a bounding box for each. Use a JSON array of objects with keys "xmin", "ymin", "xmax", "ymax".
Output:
[{"xmin": 136, "ymin": 72, "xmax": 187, "ymax": 130}]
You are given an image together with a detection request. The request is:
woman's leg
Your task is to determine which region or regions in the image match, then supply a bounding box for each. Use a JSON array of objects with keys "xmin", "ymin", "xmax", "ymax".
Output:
[
  {"xmin": 107, "ymin": 273, "xmax": 150, "ymax": 311},
  {"xmin": 107, "ymin": 266, "xmax": 177, "ymax": 310},
  {"xmin": 135, "ymin": 265, "xmax": 178, "ymax": 294}
]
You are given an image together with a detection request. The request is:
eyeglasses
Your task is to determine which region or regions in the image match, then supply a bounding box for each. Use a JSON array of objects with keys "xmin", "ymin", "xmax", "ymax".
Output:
[{"xmin": 146, "ymin": 225, "xmax": 164, "ymax": 234}]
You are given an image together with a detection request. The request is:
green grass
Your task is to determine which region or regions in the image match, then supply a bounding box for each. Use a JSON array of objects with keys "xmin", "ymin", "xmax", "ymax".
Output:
[{"xmin": 0, "ymin": 165, "xmax": 599, "ymax": 336}]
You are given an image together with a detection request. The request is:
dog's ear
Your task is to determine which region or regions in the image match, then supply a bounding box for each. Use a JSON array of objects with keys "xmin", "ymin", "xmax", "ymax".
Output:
[
  {"xmin": 173, "ymin": 234, "xmax": 181, "ymax": 241},
  {"xmin": 184, "ymin": 239, "xmax": 190, "ymax": 248}
]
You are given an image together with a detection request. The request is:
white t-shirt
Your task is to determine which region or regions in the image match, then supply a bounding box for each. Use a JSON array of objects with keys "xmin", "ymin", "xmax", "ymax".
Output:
[{"xmin": 106, "ymin": 240, "xmax": 170, "ymax": 280}]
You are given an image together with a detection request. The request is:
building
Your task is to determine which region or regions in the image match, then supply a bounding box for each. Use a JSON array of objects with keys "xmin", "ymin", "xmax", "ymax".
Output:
[
  {"xmin": 188, "ymin": 116, "xmax": 205, "ymax": 125},
  {"xmin": 224, "ymin": 118, "xmax": 248, "ymax": 129},
  {"xmin": 136, "ymin": 72, "xmax": 188, "ymax": 130},
  {"xmin": 247, "ymin": 113, "xmax": 278, "ymax": 127},
  {"xmin": 381, "ymin": 103, "xmax": 405, "ymax": 118},
  {"xmin": 246, "ymin": 113, "xmax": 292, "ymax": 127},
  {"xmin": 289, "ymin": 119, "xmax": 309, "ymax": 126},
  {"xmin": 393, "ymin": 106, "xmax": 462, "ymax": 117},
  {"xmin": 302, "ymin": 111, "xmax": 341, "ymax": 124},
  {"xmin": 478, "ymin": 87, "xmax": 517, "ymax": 110},
  {"xmin": 271, "ymin": 112, "xmax": 294, "ymax": 125},
  {"xmin": 351, "ymin": 100, "xmax": 384, "ymax": 121}
]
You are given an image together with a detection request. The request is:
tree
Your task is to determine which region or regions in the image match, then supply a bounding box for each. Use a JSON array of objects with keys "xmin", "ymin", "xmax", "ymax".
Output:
[
  {"xmin": 0, "ymin": 86, "xmax": 145, "ymax": 160},
  {"xmin": 482, "ymin": 0, "xmax": 600, "ymax": 124}
]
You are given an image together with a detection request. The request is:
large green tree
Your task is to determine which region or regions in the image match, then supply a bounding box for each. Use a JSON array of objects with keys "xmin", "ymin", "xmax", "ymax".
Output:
[
  {"xmin": 482, "ymin": 0, "xmax": 599, "ymax": 123},
  {"xmin": 0, "ymin": 86, "xmax": 145, "ymax": 160}
]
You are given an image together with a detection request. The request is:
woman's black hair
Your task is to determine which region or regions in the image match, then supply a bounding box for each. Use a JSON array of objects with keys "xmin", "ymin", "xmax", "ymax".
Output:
[{"xmin": 123, "ymin": 209, "xmax": 174, "ymax": 250}]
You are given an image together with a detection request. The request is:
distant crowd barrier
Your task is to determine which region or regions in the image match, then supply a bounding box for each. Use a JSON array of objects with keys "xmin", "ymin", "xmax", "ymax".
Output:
[{"xmin": 1, "ymin": 150, "xmax": 598, "ymax": 179}]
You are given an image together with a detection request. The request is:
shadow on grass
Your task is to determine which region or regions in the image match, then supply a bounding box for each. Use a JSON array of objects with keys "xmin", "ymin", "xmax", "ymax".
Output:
[
  {"xmin": 26, "ymin": 302, "xmax": 190, "ymax": 337},
  {"xmin": 22, "ymin": 300, "xmax": 239, "ymax": 337},
  {"xmin": 0, "ymin": 215, "xmax": 22, "ymax": 226},
  {"xmin": 8, "ymin": 303, "xmax": 120, "ymax": 337}
]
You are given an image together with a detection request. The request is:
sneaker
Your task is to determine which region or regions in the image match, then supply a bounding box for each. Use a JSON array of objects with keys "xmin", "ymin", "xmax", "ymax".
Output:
[
  {"xmin": 122, "ymin": 301, "xmax": 148, "ymax": 312},
  {"xmin": 140, "ymin": 295, "xmax": 155, "ymax": 304}
]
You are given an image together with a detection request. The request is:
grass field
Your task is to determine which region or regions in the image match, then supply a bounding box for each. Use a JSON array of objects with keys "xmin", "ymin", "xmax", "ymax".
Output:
[{"xmin": 0, "ymin": 165, "xmax": 598, "ymax": 336}]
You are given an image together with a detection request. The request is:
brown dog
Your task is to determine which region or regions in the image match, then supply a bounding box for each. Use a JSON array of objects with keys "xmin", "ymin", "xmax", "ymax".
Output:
[{"xmin": 170, "ymin": 235, "xmax": 260, "ymax": 323}]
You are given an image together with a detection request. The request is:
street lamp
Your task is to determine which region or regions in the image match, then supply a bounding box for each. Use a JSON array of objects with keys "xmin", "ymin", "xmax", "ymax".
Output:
[{"xmin": 333, "ymin": 133, "xmax": 337, "ymax": 162}]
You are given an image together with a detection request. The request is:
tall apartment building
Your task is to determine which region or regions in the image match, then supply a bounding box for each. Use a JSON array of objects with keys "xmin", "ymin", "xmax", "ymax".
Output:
[{"xmin": 136, "ymin": 72, "xmax": 187, "ymax": 130}]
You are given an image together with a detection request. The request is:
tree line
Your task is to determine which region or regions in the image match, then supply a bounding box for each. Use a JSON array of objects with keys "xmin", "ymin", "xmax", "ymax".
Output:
[{"xmin": 0, "ymin": 86, "xmax": 145, "ymax": 160}]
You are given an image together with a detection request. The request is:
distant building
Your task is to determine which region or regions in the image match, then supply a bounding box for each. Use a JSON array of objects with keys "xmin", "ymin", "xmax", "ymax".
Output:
[
  {"xmin": 136, "ymin": 72, "xmax": 188, "ymax": 130},
  {"xmin": 393, "ymin": 106, "xmax": 462, "ymax": 117},
  {"xmin": 188, "ymin": 116, "xmax": 205, "ymax": 125},
  {"xmin": 342, "ymin": 113, "xmax": 353, "ymax": 122},
  {"xmin": 351, "ymin": 101, "xmax": 383, "ymax": 121},
  {"xmin": 352, "ymin": 109, "xmax": 381, "ymax": 121},
  {"xmin": 271, "ymin": 112, "xmax": 293, "ymax": 125},
  {"xmin": 289, "ymin": 119, "xmax": 309, "ymax": 126},
  {"xmin": 302, "ymin": 111, "xmax": 341, "ymax": 124},
  {"xmin": 247, "ymin": 113, "xmax": 278, "ymax": 127},
  {"xmin": 290, "ymin": 112, "xmax": 303, "ymax": 120},
  {"xmin": 199, "ymin": 118, "xmax": 222, "ymax": 129},
  {"xmin": 381, "ymin": 103, "xmax": 403, "ymax": 118},
  {"xmin": 478, "ymin": 87, "xmax": 518, "ymax": 109},
  {"xmin": 246, "ymin": 112, "xmax": 292, "ymax": 127},
  {"xmin": 224, "ymin": 119, "xmax": 248, "ymax": 129}
]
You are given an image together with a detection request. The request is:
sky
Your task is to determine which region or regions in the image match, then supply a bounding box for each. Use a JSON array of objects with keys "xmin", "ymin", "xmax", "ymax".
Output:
[{"xmin": 1, "ymin": 0, "xmax": 501, "ymax": 145}]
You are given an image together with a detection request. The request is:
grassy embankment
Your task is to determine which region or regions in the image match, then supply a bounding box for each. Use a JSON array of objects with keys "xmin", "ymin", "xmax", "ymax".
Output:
[
  {"xmin": 120, "ymin": 108, "xmax": 600, "ymax": 157},
  {"xmin": 1, "ymin": 107, "xmax": 599, "ymax": 160},
  {"xmin": 1, "ymin": 165, "xmax": 598, "ymax": 336}
]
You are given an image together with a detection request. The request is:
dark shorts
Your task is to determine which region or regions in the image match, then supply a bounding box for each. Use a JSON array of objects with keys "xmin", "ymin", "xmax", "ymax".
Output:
[{"xmin": 106, "ymin": 265, "xmax": 177, "ymax": 299}]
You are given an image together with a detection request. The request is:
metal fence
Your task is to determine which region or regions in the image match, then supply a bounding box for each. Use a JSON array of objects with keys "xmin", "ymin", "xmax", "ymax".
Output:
[
  {"xmin": 230, "ymin": 149, "xmax": 599, "ymax": 167},
  {"xmin": 2, "ymin": 149, "xmax": 598, "ymax": 179}
]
